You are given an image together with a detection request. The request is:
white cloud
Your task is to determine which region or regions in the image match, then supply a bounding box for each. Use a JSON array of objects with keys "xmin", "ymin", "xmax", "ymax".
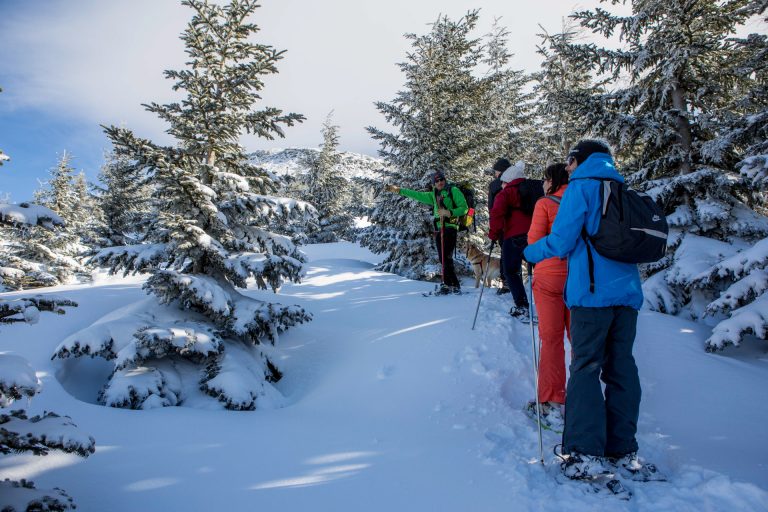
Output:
[{"xmin": 0, "ymin": 0, "xmax": 598, "ymax": 156}]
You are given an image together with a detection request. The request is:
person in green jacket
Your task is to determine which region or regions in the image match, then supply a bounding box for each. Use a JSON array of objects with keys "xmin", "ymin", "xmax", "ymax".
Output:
[{"xmin": 385, "ymin": 170, "xmax": 468, "ymax": 294}]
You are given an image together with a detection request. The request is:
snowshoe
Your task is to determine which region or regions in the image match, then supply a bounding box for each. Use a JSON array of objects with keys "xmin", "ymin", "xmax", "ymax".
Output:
[
  {"xmin": 608, "ymin": 452, "xmax": 667, "ymax": 482},
  {"xmin": 509, "ymin": 305, "xmax": 531, "ymax": 323},
  {"xmin": 423, "ymin": 285, "xmax": 462, "ymax": 297},
  {"xmin": 523, "ymin": 400, "xmax": 564, "ymax": 434},
  {"xmin": 553, "ymin": 450, "xmax": 632, "ymax": 500}
]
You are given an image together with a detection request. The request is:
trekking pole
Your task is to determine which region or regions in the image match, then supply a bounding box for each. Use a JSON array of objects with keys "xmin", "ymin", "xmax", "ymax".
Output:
[
  {"xmin": 440, "ymin": 218, "xmax": 446, "ymax": 289},
  {"xmin": 527, "ymin": 262, "xmax": 545, "ymax": 465},
  {"xmin": 471, "ymin": 240, "xmax": 496, "ymax": 330}
]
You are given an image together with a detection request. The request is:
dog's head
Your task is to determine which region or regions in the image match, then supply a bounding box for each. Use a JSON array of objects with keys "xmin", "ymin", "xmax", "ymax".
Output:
[{"xmin": 465, "ymin": 244, "xmax": 484, "ymax": 263}]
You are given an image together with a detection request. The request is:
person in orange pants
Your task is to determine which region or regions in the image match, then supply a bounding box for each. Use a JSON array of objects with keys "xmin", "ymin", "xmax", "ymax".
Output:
[{"xmin": 525, "ymin": 163, "xmax": 570, "ymax": 432}]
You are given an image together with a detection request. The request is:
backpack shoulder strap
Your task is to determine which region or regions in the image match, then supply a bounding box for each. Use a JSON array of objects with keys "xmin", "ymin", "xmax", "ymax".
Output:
[{"xmin": 544, "ymin": 195, "xmax": 561, "ymax": 205}]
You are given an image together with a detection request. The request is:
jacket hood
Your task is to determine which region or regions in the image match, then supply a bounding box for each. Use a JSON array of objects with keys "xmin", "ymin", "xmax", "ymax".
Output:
[
  {"xmin": 570, "ymin": 153, "xmax": 624, "ymax": 182},
  {"xmin": 500, "ymin": 160, "xmax": 525, "ymax": 183}
]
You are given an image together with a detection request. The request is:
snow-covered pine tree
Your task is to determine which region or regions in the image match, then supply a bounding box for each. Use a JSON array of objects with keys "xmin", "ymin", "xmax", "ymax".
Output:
[
  {"xmin": 2, "ymin": 152, "xmax": 89, "ymax": 288},
  {"xmin": 94, "ymin": 149, "xmax": 154, "ymax": 247},
  {"xmin": 0, "ymin": 204, "xmax": 88, "ymax": 512},
  {"xmin": 481, "ymin": 19, "xmax": 536, "ymax": 166},
  {"xmin": 54, "ymin": 0, "xmax": 315, "ymax": 410},
  {"xmin": 560, "ymin": 0, "xmax": 768, "ymax": 350},
  {"xmin": 468, "ymin": 18, "xmax": 537, "ymax": 242},
  {"xmin": 361, "ymin": 11, "xmax": 500, "ymax": 278},
  {"xmin": 73, "ymin": 171, "xmax": 107, "ymax": 251},
  {"xmin": 305, "ymin": 112, "xmax": 354, "ymax": 243},
  {"xmin": 531, "ymin": 21, "xmax": 604, "ymax": 165},
  {"xmin": 692, "ymin": 3, "xmax": 768, "ymax": 350}
]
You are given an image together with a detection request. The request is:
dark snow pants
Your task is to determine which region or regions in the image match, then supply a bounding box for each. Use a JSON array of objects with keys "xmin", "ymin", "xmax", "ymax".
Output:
[
  {"xmin": 563, "ymin": 306, "xmax": 640, "ymax": 457},
  {"xmin": 435, "ymin": 226, "xmax": 460, "ymax": 288},
  {"xmin": 502, "ymin": 235, "xmax": 528, "ymax": 307}
]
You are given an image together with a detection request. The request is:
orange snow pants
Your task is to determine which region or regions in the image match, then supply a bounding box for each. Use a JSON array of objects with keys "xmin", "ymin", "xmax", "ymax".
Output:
[{"xmin": 533, "ymin": 272, "xmax": 571, "ymax": 404}]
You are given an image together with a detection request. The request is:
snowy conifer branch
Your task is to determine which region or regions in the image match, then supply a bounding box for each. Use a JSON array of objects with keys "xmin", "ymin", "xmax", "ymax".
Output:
[
  {"xmin": 0, "ymin": 355, "xmax": 40, "ymax": 406},
  {"xmin": 706, "ymin": 294, "xmax": 768, "ymax": 351},
  {"xmin": 0, "ymin": 410, "xmax": 95, "ymax": 457},
  {"xmin": 0, "ymin": 480, "xmax": 75, "ymax": 512}
]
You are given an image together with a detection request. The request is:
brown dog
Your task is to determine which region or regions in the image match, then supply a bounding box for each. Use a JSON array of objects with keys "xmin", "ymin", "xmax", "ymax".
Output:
[{"xmin": 465, "ymin": 243, "xmax": 502, "ymax": 288}]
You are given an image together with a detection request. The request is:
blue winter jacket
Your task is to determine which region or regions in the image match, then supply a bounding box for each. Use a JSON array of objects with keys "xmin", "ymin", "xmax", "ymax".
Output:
[{"xmin": 523, "ymin": 153, "xmax": 643, "ymax": 310}]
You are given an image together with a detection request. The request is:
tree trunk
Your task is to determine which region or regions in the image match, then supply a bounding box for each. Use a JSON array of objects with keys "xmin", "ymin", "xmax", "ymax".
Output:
[{"xmin": 671, "ymin": 86, "xmax": 693, "ymax": 175}]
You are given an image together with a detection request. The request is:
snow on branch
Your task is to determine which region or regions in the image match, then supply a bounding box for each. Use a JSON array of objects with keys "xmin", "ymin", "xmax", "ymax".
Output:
[
  {"xmin": 693, "ymin": 237, "xmax": 768, "ymax": 284},
  {"xmin": 200, "ymin": 341, "xmax": 285, "ymax": 410},
  {"xmin": 739, "ymin": 155, "xmax": 768, "ymax": 190},
  {"xmin": 0, "ymin": 203, "xmax": 63, "ymax": 230},
  {"xmin": 224, "ymin": 252, "xmax": 303, "ymax": 290},
  {"xmin": 706, "ymin": 293, "xmax": 768, "ymax": 351},
  {"xmin": 665, "ymin": 234, "xmax": 740, "ymax": 287},
  {"xmin": 0, "ymin": 295, "xmax": 78, "ymax": 324},
  {"xmin": 147, "ymin": 270, "xmax": 311, "ymax": 344},
  {"xmin": 0, "ymin": 410, "xmax": 95, "ymax": 457},
  {"xmin": 91, "ymin": 243, "xmax": 168, "ymax": 275},
  {"xmin": 0, "ymin": 354, "xmax": 40, "ymax": 406},
  {"xmin": 0, "ymin": 479, "xmax": 75, "ymax": 512},
  {"xmin": 705, "ymin": 269, "xmax": 768, "ymax": 315}
]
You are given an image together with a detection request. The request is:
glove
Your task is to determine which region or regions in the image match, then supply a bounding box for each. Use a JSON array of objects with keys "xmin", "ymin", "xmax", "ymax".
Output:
[
  {"xmin": 438, "ymin": 208, "xmax": 451, "ymax": 219},
  {"xmin": 385, "ymin": 184, "xmax": 400, "ymax": 193}
]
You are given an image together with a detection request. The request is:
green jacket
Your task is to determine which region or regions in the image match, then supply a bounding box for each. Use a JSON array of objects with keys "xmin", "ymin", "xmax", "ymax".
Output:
[{"xmin": 399, "ymin": 184, "xmax": 469, "ymax": 229}]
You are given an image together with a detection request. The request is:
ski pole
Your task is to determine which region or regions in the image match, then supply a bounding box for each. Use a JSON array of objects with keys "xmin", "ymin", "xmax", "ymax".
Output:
[
  {"xmin": 528, "ymin": 262, "xmax": 544, "ymax": 465},
  {"xmin": 471, "ymin": 240, "xmax": 496, "ymax": 330}
]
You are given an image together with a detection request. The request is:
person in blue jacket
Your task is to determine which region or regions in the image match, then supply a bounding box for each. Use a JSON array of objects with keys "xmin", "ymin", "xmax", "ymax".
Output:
[{"xmin": 524, "ymin": 139, "xmax": 657, "ymax": 482}]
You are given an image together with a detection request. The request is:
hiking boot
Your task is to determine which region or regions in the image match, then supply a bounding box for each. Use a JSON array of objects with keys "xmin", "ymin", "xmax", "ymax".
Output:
[
  {"xmin": 496, "ymin": 287, "xmax": 510, "ymax": 295},
  {"xmin": 450, "ymin": 286, "xmax": 462, "ymax": 295},
  {"xmin": 560, "ymin": 451, "xmax": 612, "ymax": 481},
  {"xmin": 525, "ymin": 400, "xmax": 565, "ymax": 433},
  {"xmin": 509, "ymin": 305, "xmax": 530, "ymax": 322},
  {"xmin": 607, "ymin": 452, "xmax": 666, "ymax": 482},
  {"xmin": 435, "ymin": 284, "xmax": 451, "ymax": 295}
]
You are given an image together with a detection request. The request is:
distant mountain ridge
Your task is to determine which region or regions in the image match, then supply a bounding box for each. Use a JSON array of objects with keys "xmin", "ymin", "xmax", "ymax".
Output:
[{"xmin": 249, "ymin": 148, "xmax": 386, "ymax": 181}]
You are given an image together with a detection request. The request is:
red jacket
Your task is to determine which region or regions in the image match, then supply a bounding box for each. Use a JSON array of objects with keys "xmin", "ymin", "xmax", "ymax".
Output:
[
  {"xmin": 489, "ymin": 178, "xmax": 532, "ymax": 241},
  {"xmin": 528, "ymin": 185, "xmax": 568, "ymax": 276}
]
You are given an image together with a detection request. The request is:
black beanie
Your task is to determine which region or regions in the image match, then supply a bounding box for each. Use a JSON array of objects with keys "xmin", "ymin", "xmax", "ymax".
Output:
[
  {"xmin": 492, "ymin": 158, "xmax": 511, "ymax": 173},
  {"xmin": 433, "ymin": 170, "xmax": 446, "ymax": 183},
  {"xmin": 568, "ymin": 140, "xmax": 611, "ymax": 165}
]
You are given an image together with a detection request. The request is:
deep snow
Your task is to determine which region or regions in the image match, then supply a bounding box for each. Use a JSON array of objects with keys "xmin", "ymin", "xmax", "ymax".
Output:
[{"xmin": 1, "ymin": 241, "xmax": 767, "ymax": 511}]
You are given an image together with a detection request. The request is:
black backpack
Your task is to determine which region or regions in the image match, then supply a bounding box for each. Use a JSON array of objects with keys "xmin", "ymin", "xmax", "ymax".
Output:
[
  {"xmin": 581, "ymin": 178, "xmax": 669, "ymax": 291},
  {"xmin": 450, "ymin": 182, "xmax": 476, "ymax": 232},
  {"xmin": 516, "ymin": 179, "xmax": 545, "ymax": 216}
]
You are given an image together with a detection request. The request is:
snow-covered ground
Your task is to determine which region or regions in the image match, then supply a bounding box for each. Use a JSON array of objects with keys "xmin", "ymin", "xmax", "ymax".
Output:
[{"xmin": 1, "ymin": 241, "xmax": 767, "ymax": 511}]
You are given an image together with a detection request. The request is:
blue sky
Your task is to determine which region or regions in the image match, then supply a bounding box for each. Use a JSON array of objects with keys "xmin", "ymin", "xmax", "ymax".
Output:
[{"xmin": 0, "ymin": 0, "xmax": 637, "ymax": 202}]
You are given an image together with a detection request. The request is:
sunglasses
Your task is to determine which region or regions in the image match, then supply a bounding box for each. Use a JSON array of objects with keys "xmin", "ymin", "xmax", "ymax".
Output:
[
  {"xmin": 434, "ymin": 177, "xmax": 446, "ymax": 183},
  {"xmin": 566, "ymin": 156, "xmax": 576, "ymax": 166}
]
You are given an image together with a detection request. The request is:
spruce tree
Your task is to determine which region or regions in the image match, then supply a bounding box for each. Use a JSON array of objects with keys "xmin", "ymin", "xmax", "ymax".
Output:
[
  {"xmin": 4, "ymin": 153, "xmax": 89, "ymax": 288},
  {"xmin": 531, "ymin": 21, "xmax": 603, "ymax": 165},
  {"xmin": 54, "ymin": 0, "xmax": 315, "ymax": 410},
  {"xmin": 559, "ymin": 0, "xmax": 768, "ymax": 350},
  {"xmin": 305, "ymin": 112, "xmax": 354, "ymax": 243},
  {"xmin": 95, "ymin": 149, "xmax": 154, "ymax": 247},
  {"xmin": 481, "ymin": 19, "xmax": 536, "ymax": 167},
  {"xmin": 361, "ymin": 11, "xmax": 499, "ymax": 278}
]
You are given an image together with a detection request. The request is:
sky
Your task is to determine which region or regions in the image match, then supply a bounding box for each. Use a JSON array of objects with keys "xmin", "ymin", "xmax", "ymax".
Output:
[
  {"xmin": 4, "ymin": 1, "xmax": 763, "ymax": 202},
  {"xmin": 0, "ymin": 0, "xmax": 611, "ymax": 201}
]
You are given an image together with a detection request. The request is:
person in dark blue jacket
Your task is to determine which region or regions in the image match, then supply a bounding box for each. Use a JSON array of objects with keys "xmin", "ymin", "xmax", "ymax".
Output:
[{"xmin": 524, "ymin": 139, "xmax": 656, "ymax": 482}]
